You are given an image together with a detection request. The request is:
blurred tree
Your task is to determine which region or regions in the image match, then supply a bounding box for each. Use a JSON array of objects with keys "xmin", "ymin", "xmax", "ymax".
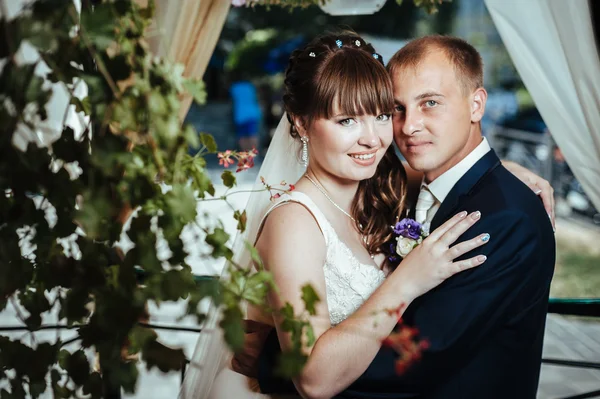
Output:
[{"xmin": 218, "ymin": 0, "xmax": 458, "ymax": 81}]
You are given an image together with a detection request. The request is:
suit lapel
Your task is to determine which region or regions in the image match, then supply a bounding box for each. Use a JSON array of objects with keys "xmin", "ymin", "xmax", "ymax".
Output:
[{"xmin": 430, "ymin": 150, "xmax": 502, "ymax": 230}]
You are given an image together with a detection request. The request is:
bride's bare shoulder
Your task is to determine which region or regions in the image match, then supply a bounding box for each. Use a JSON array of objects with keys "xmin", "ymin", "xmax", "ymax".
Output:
[
  {"xmin": 256, "ymin": 201, "xmax": 325, "ymax": 255},
  {"xmin": 261, "ymin": 201, "xmax": 322, "ymax": 237}
]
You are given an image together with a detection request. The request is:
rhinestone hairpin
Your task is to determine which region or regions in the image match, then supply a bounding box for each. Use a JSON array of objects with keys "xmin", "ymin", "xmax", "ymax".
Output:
[
  {"xmin": 355, "ymin": 40, "xmax": 361, "ymax": 47},
  {"xmin": 373, "ymin": 53, "xmax": 379, "ymax": 59},
  {"xmin": 309, "ymin": 52, "xmax": 316, "ymax": 57},
  {"xmin": 336, "ymin": 39, "xmax": 342, "ymax": 48}
]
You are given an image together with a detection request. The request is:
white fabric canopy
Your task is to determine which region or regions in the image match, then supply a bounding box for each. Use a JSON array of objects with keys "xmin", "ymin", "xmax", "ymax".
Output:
[{"xmin": 485, "ymin": 0, "xmax": 600, "ymax": 211}]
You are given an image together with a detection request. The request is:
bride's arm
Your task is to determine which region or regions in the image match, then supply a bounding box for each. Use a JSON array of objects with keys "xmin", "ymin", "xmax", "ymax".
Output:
[{"xmin": 257, "ymin": 204, "xmax": 488, "ymax": 399}]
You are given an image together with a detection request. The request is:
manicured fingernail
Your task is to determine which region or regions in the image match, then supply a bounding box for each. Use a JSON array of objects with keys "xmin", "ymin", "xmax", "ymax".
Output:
[
  {"xmin": 458, "ymin": 211, "xmax": 468, "ymax": 218},
  {"xmin": 481, "ymin": 233, "xmax": 490, "ymax": 242},
  {"xmin": 478, "ymin": 255, "xmax": 487, "ymax": 263},
  {"xmin": 471, "ymin": 211, "xmax": 481, "ymax": 220}
]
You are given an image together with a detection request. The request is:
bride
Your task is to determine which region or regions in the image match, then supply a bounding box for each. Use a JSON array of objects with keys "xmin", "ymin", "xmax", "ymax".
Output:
[{"xmin": 181, "ymin": 32, "xmax": 553, "ymax": 399}]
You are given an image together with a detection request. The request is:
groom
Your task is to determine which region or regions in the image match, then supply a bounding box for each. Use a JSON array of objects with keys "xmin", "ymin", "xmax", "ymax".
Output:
[{"xmin": 258, "ymin": 36, "xmax": 556, "ymax": 398}]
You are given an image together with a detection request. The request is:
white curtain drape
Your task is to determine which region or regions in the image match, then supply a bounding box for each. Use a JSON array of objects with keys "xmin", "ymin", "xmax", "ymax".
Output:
[
  {"xmin": 485, "ymin": 0, "xmax": 600, "ymax": 211},
  {"xmin": 140, "ymin": 0, "xmax": 231, "ymax": 120}
]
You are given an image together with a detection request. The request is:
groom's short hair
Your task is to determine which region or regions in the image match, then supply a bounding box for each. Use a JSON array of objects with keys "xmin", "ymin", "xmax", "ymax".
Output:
[{"xmin": 387, "ymin": 35, "xmax": 483, "ymax": 94}]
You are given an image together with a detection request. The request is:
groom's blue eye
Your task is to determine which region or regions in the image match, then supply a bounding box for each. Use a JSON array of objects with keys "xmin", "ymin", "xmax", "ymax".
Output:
[
  {"xmin": 425, "ymin": 100, "xmax": 438, "ymax": 107},
  {"xmin": 394, "ymin": 105, "xmax": 405, "ymax": 113}
]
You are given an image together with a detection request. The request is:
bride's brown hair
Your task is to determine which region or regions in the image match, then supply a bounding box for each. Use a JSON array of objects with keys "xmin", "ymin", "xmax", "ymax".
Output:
[{"xmin": 283, "ymin": 31, "xmax": 407, "ymax": 259}]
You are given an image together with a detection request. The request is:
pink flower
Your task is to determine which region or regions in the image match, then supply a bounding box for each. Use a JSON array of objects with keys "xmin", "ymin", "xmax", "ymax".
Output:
[
  {"xmin": 218, "ymin": 150, "xmax": 235, "ymax": 168},
  {"xmin": 235, "ymin": 156, "xmax": 255, "ymax": 173}
]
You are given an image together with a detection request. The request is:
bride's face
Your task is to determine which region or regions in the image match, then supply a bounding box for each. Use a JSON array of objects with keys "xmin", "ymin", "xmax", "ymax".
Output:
[{"xmin": 306, "ymin": 109, "xmax": 393, "ymax": 182}]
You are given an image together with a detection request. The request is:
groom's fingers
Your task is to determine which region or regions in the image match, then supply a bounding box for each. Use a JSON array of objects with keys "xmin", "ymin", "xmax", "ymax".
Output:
[
  {"xmin": 535, "ymin": 181, "xmax": 555, "ymax": 231},
  {"xmin": 427, "ymin": 211, "xmax": 468, "ymax": 241},
  {"xmin": 437, "ymin": 211, "xmax": 482, "ymax": 248},
  {"xmin": 448, "ymin": 233, "xmax": 490, "ymax": 261}
]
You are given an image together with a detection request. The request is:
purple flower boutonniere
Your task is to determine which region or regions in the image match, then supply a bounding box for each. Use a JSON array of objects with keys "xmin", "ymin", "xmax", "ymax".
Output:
[{"xmin": 390, "ymin": 218, "xmax": 430, "ymax": 260}]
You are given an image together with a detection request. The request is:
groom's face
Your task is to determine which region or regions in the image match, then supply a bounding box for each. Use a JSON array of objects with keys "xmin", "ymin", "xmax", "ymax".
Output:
[{"xmin": 392, "ymin": 50, "xmax": 483, "ymax": 182}]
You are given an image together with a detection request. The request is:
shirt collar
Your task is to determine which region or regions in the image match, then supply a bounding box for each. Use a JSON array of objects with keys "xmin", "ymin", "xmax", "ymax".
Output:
[{"xmin": 424, "ymin": 137, "xmax": 491, "ymax": 204}]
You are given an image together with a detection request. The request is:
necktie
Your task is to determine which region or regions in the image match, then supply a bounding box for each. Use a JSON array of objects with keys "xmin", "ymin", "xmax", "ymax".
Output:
[{"xmin": 415, "ymin": 186, "xmax": 436, "ymax": 224}]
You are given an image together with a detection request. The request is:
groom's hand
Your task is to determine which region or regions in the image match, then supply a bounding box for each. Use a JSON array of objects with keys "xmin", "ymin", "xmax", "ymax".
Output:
[{"xmin": 501, "ymin": 160, "xmax": 555, "ymax": 230}]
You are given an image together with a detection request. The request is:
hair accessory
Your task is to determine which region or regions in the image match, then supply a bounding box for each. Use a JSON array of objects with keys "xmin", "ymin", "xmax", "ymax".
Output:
[
  {"xmin": 336, "ymin": 39, "xmax": 343, "ymax": 48},
  {"xmin": 373, "ymin": 53, "xmax": 379, "ymax": 59},
  {"xmin": 355, "ymin": 40, "xmax": 361, "ymax": 47},
  {"xmin": 309, "ymin": 52, "xmax": 316, "ymax": 57}
]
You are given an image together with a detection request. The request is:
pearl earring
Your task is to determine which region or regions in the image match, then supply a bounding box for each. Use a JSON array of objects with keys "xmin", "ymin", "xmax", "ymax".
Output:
[{"xmin": 300, "ymin": 136, "xmax": 309, "ymax": 167}]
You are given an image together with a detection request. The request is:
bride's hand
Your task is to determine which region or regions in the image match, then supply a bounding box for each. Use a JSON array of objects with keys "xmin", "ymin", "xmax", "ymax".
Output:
[{"xmin": 394, "ymin": 211, "xmax": 489, "ymax": 301}]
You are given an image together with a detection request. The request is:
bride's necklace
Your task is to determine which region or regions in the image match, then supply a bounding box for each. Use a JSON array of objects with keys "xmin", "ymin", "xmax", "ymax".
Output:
[
  {"xmin": 304, "ymin": 174, "xmax": 374, "ymax": 259},
  {"xmin": 304, "ymin": 174, "xmax": 361, "ymax": 227}
]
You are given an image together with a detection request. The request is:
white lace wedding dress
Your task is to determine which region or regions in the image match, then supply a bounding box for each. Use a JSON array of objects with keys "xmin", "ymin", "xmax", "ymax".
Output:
[{"xmin": 206, "ymin": 191, "xmax": 386, "ymax": 399}]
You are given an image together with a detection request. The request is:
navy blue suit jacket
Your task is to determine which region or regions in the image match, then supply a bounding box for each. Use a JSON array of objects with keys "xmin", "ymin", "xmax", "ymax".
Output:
[{"xmin": 258, "ymin": 150, "xmax": 556, "ymax": 398}]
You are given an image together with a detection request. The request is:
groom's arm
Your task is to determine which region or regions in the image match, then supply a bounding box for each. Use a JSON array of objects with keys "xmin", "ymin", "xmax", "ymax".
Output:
[{"xmin": 345, "ymin": 209, "xmax": 554, "ymax": 394}]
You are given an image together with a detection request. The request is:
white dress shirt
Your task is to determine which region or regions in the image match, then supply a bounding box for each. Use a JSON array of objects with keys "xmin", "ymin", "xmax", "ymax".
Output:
[{"xmin": 421, "ymin": 137, "xmax": 491, "ymax": 222}]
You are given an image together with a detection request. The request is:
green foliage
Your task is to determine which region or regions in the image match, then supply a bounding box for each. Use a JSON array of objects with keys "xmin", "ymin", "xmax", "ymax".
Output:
[
  {"xmin": 301, "ymin": 284, "xmax": 320, "ymax": 316},
  {"xmin": 0, "ymin": 0, "xmax": 445, "ymax": 395},
  {"xmin": 0, "ymin": 0, "xmax": 303, "ymax": 396},
  {"xmin": 243, "ymin": 0, "xmax": 447, "ymax": 14}
]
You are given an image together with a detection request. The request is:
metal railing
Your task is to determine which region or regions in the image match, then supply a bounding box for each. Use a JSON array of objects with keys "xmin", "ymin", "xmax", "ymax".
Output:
[{"xmin": 2, "ymin": 272, "xmax": 599, "ymax": 399}]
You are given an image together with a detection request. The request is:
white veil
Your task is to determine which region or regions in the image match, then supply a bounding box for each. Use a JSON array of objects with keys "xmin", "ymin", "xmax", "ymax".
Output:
[{"xmin": 180, "ymin": 114, "xmax": 305, "ymax": 398}]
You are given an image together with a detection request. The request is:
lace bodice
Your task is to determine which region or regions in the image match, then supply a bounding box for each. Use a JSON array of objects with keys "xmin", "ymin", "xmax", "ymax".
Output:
[{"xmin": 261, "ymin": 192, "xmax": 385, "ymax": 325}]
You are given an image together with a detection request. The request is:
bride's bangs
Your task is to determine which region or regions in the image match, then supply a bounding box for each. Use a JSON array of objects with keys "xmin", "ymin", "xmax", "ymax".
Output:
[{"xmin": 311, "ymin": 50, "xmax": 394, "ymax": 120}]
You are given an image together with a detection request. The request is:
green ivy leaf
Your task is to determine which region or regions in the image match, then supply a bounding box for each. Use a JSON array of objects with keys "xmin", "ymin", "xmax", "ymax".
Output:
[
  {"xmin": 301, "ymin": 284, "xmax": 320, "ymax": 316},
  {"xmin": 276, "ymin": 351, "xmax": 308, "ymax": 378},
  {"xmin": 195, "ymin": 277, "xmax": 221, "ymax": 303},
  {"xmin": 53, "ymin": 127, "xmax": 83, "ymax": 163},
  {"xmin": 82, "ymin": 372, "xmax": 103, "ymax": 399},
  {"xmin": 221, "ymin": 170, "xmax": 236, "ymax": 188},
  {"xmin": 183, "ymin": 124, "xmax": 200, "ymax": 149},
  {"xmin": 233, "ymin": 210, "xmax": 247, "ymax": 233},
  {"xmin": 243, "ymin": 271, "xmax": 273, "ymax": 306},
  {"xmin": 219, "ymin": 307, "xmax": 245, "ymax": 352},
  {"xmin": 71, "ymin": 96, "xmax": 91, "ymax": 115},
  {"xmin": 67, "ymin": 350, "xmax": 91, "ymax": 386},
  {"xmin": 28, "ymin": 376, "xmax": 47, "ymax": 398},
  {"xmin": 200, "ymin": 133, "xmax": 217, "ymax": 153},
  {"xmin": 245, "ymin": 242, "xmax": 264, "ymax": 270},
  {"xmin": 117, "ymin": 361, "xmax": 139, "ymax": 394},
  {"xmin": 18, "ymin": 288, "xmax": 51, "ymax": 329},
  {"xmin": 190, "ymin": 167, "xmax": 214, "ymax": 198},
  {"xmin": 161, "ymin": 269, "xmax": 196, "ymax": 301},
  {"xmin": 58, "ymin": 349, "xmax": 70, "ymax": 370},
  {"xmin": 80, "ymin": 5, "xmax": 116, "ymax": 50},
  {"xmin": 205, "ymin": 227, "xmax": 232, "ymax": 259},
  {"xmin": 165, "ymin": 184, "xmax": 197, "ymax": 225},
  {"xmin": 142, "ymin": 340, "xmax": 186, "ymax": 373},
  {"xmin": 305, "ymin": 324, "xmax": 316, "ymax": 347},
  {"xmin": 280, "ymin": 302, "xmax": 294, "ymax": 320},
  {"xmin": 0, "ymin": 19, "xmax": 22, "ymax": 58},
  {"xmin": 183, "ymin": 78, "xmax": 206, "ymax": 105}
]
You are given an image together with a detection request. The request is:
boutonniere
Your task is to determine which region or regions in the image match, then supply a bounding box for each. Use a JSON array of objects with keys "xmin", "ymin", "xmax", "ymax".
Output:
[{"xmin": 391, "ymin": 218, "xmax": 430, "ymax": 259}]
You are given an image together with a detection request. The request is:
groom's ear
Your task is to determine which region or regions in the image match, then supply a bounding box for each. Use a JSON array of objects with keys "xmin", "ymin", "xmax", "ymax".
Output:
[{"xmin": 470, "ymin": 87, "xmax": 488, "ymax": 123}]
